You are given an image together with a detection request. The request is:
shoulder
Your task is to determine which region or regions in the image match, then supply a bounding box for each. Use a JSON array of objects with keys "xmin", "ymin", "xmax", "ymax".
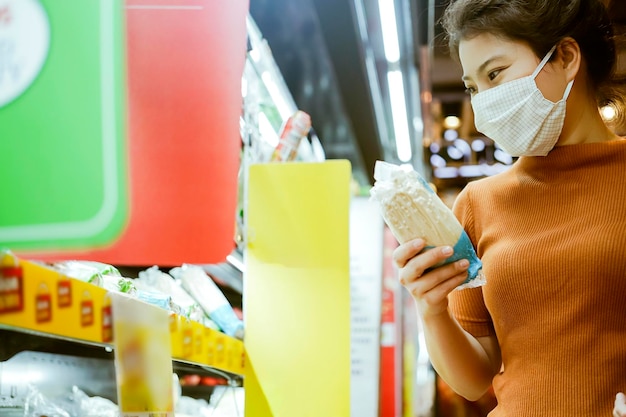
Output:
[
  {"xmin": 454, "ymin": 167, "xmax": 517, "ymax": 211},
  {"xmin": 452, "ymin": 167, "xmax": 519, "ymax": 240}
]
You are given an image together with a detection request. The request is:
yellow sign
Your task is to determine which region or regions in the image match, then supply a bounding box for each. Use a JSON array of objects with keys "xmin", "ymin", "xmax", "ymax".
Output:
[
  {"xmin": 245, "ymin": 161, "xmax": 352, "ymax": 416},
  {"xmin": 0, "ymin": 253, "xmax": 108, "ymax": 343}
]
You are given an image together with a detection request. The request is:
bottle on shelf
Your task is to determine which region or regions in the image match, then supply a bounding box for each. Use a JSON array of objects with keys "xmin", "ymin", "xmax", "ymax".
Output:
[{"xmin": 270, "ymin": 110, "xmax": 312, "ymax": 162}]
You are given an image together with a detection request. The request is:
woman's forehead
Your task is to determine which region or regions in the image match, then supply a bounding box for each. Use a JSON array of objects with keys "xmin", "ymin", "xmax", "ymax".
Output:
[{"xmin": 459, "ymin": 34, "xmax": 532, "ymax": 72}]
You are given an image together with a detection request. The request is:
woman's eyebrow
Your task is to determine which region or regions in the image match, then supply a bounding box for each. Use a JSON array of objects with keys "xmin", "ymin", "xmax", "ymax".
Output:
[{"xmin": 462, "ymin": 55, "xmax": 506, "ymax": 81}]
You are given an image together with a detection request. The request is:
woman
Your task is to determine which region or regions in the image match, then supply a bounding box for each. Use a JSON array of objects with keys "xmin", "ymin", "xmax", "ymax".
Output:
[{"xmin": 394, "ymin": 0, "xmax": 626, "ymax": 415}]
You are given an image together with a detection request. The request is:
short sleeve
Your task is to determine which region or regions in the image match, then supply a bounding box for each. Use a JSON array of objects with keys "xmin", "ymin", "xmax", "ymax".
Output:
[
  {"xmin": 449, "ymin": 287, "xmax": 494, "ymax": 337},
  {"xmin": 449, "ymin": 184, "xmax": 495, "ymax": 337}
]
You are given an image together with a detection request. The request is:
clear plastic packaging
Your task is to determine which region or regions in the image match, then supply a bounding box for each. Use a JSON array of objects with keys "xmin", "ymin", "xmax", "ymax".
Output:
[
  {"xmin": 170, "ymin": 264, "xmax": 244, "ymax": 339},
  {"xmin": 370, "ymin": 161, "xmax": 485, "ymax": 290},
  {"xmin": 51, "ymin": 260, "xmax": 121, "ymax": 287}
]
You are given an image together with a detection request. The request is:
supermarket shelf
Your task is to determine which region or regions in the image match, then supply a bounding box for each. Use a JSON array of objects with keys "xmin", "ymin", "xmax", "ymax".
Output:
[
  {"xmin": 0, "ymin": 255, "xmax": 245, "ymax": 378},
  {"xmin": 0, "ymin": 349, "xmax": 239, "ymax": 413},
  {"xmin": 0, "ymin": 349, "xmax": 117, "ymax": 413}
]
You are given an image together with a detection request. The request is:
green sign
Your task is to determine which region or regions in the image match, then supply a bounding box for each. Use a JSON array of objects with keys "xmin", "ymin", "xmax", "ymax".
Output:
[{"xmin": 0, "ymin": 0, "xmax": 127, "ymax": 251}]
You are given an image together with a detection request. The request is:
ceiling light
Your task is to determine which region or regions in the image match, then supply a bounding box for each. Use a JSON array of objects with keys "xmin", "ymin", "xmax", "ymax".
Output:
[
  {"xmin": 600, "ymin": 104, "xmax": 617, "ymax": 122},
  {"xmin": 494, "ymin": 149, "xmax": 513, "ymax": 165},
  {"xmin": 446, "ymin": 146, "xmax": 463, "ymax": 160},
  {"xmin": 387, "ymin": 70, "xmax": 412, "ymax": 162},
  {"xmin": 430, "ymin": 154, "xmax": 446, "ymax": 168},
  {"xmin": 434, "ymin": 167, "xmax": 458, "ymax": 179},
  {"xmin": 443, "ymin": 115, "xmax": 461, "ymax": 130},
  {"xmin": 471, "ymin": 139, "xmax": 486, "ymax": 152},
  {"xmin": 453, "ymin": 139, "xmax": 471, "ymax": 156},
  {"xmin": 443, "ymin": 129, "xmax": 458, "ymax": 141},
  {"xmin": 378, "ymin": 0, "xmax": 400, "ymax": 63}
]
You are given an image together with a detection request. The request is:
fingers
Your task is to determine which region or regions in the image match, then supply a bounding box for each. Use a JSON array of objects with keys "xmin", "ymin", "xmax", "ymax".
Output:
[
  {"xmin": 398, "ymin": 244, "xmax": 458, "ymax": 286},
  {"xmin": 393, "ymin": 238, "xmax": 426, "ymax": 269},
  {"xmin": 422, "ymin": 269, "xmax": 469, "ymax": 302},
  {"xmin": 405, "ymin": 261, "xmax": 469, "ymax": 318},
  {"xmin": 405, "ymin": 259, "xmax": 469, "ymax": 299},
  {"xmin": 394, "ymin": 241, "xmax": 470, "ymax": 317}
]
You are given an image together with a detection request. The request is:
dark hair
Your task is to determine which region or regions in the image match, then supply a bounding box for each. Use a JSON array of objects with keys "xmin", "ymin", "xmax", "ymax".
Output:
[{"xmin": 441, "ymin": 0, "xmax": 626, "ymax": 121}]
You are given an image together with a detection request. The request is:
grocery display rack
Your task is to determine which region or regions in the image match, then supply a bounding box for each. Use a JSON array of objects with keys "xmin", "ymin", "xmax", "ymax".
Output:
[{"xmin": 0, "ymin": 253, "xmax": 245, "ymax": 414}]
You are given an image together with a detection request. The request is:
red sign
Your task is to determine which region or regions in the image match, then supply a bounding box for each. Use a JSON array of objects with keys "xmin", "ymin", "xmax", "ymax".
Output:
[
  {"xmin": 22, "ymin": 0, "xmax": 249, "ymax": 266},
  {"xmin": 379, "ymin": 227, "xmax": 401, "ymax": 417}
]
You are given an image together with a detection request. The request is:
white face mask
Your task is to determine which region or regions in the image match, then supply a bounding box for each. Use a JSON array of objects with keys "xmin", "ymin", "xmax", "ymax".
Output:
[{"xmin": 471, "ymin": 45, "xmax": 574, "ymax": 157}]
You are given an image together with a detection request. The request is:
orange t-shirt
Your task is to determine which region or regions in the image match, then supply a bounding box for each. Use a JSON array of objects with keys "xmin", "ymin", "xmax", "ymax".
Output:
[{"xmin": 450, "ymin": 140, "xmax": 626, "ymax": 416}]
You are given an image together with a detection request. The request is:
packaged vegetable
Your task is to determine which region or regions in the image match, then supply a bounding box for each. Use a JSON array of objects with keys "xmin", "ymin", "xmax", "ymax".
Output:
[
  {"xmin": 170, "ymin": 264, "xmax": 244, "ymax": 339},
  {"xmin": 370, "ymin": 160, "xmax": 485, "ymax": 290}
]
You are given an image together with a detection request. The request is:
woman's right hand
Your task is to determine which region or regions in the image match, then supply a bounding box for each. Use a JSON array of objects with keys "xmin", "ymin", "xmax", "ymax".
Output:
[{"xmin": 393, "ymin": 238, "xmax": 470, "ymax": 318}]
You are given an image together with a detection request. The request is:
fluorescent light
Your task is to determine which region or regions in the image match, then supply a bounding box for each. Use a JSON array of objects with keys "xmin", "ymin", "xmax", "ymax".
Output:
[
  {"xmin": 241, "ymin": 77, "xmax": 247, "ymax": 98},
  {"xmin": 434, "ymin": 166, "xmax": 458, "ymax": 179},
  {"xmin": 378, "ymin": 0, "xmax": 401, "ymax": 63},
  {"xmin": 458, "ymin": 165, "xmax": 484, "ymax": 178},
  {"xmin": 413, "ymin": 116, "xmax": 424, "ymax": 132},
  {"xmin": 249, "ymin": 48, "xmax": 261, "ymax": 63},
  {"xmin": 387, "ymin": 70, "xmax": 412, "ymax": 162},
  {"xmin": 261, "ymin": 71, "xmax": 294, "ymax": 120},
  {"xmin": 226, "ymin": 254, "xmax": 245, "ymax": 273}
]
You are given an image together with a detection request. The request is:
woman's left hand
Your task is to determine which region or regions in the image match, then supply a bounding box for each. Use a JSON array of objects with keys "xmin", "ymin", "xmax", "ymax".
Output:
[{"xmin": 614, "ymin": 392, "xmax": 626, "ymax": 417}]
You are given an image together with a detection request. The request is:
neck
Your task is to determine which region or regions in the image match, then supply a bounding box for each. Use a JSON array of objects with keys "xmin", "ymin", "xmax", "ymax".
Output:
[{"xmin": 558, "ymin": 88, "xmax": 618, "ymax": 147}]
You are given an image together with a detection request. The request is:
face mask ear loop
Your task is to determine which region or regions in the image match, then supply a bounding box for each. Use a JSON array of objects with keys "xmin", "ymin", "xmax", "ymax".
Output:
[
  {"xmin": 531, "ymin": 45, "xmax": 558, "ymax": 79},
  {"xmin": 562, "ymin": 79, "xmax": 574, "ymax": 100}
]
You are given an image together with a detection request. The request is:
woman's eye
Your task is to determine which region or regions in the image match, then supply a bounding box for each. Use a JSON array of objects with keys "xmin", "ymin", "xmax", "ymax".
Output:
[{"xmin": 488, "ymin": 69, "xmax": 501, "ymax": 81}]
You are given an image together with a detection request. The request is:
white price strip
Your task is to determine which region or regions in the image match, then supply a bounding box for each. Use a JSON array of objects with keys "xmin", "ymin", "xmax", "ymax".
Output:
[
  {"xmin": 0, "ymin": 0, "xmax": 50, "ymax": 107},
  {"xmin": 350, "ymin": 197, "xmax": 385, "ymax": 417}
]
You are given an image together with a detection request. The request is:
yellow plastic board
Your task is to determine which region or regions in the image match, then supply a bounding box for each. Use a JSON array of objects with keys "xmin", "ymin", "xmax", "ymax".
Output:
[
  {"xmin": 244, "ymin": 161, "xmax": 352, "ymax": 417},
  {"xmin": 0, "ymin": 250, "xmax": 244, "ymax": 377},
  {"xmin": 169, "ymin": 314, "xmax": 244, "ymax": 375}
]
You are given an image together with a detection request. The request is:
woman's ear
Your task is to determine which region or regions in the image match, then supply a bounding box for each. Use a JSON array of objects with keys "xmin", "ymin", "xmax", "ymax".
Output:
[{"xmin": 557, "ymin": 37, "xmax": 581, "ymax": 82}]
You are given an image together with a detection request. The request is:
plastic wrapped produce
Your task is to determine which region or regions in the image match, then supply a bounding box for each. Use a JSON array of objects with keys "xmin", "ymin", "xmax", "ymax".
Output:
[
  {"xmin": 370, "ymin": 161, "xmax": 485, "ymax": 290},
  {"xmin": 136, "ymin": 266, "xmax": 205, "ymax": 322},
  {"xmin": 170, "ymin": 264, "xmax": 244, "ymax": 339},
  {"xmin": 51, "ymin": 260, "xmax": 121, "ymax": 287}
]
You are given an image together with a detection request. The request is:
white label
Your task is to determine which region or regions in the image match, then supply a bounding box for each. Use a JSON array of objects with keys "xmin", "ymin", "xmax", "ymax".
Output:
[
  {"xmin": 0, "ymin": 276, "xmax": 18, "ymax": 291},
  {"xmin": 350, "ymin": 197, "xmax": 385, "ymax": 417},
  {"xmin": 0, "ymin": 0, "xmax": 50, "ymax": 107}
]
